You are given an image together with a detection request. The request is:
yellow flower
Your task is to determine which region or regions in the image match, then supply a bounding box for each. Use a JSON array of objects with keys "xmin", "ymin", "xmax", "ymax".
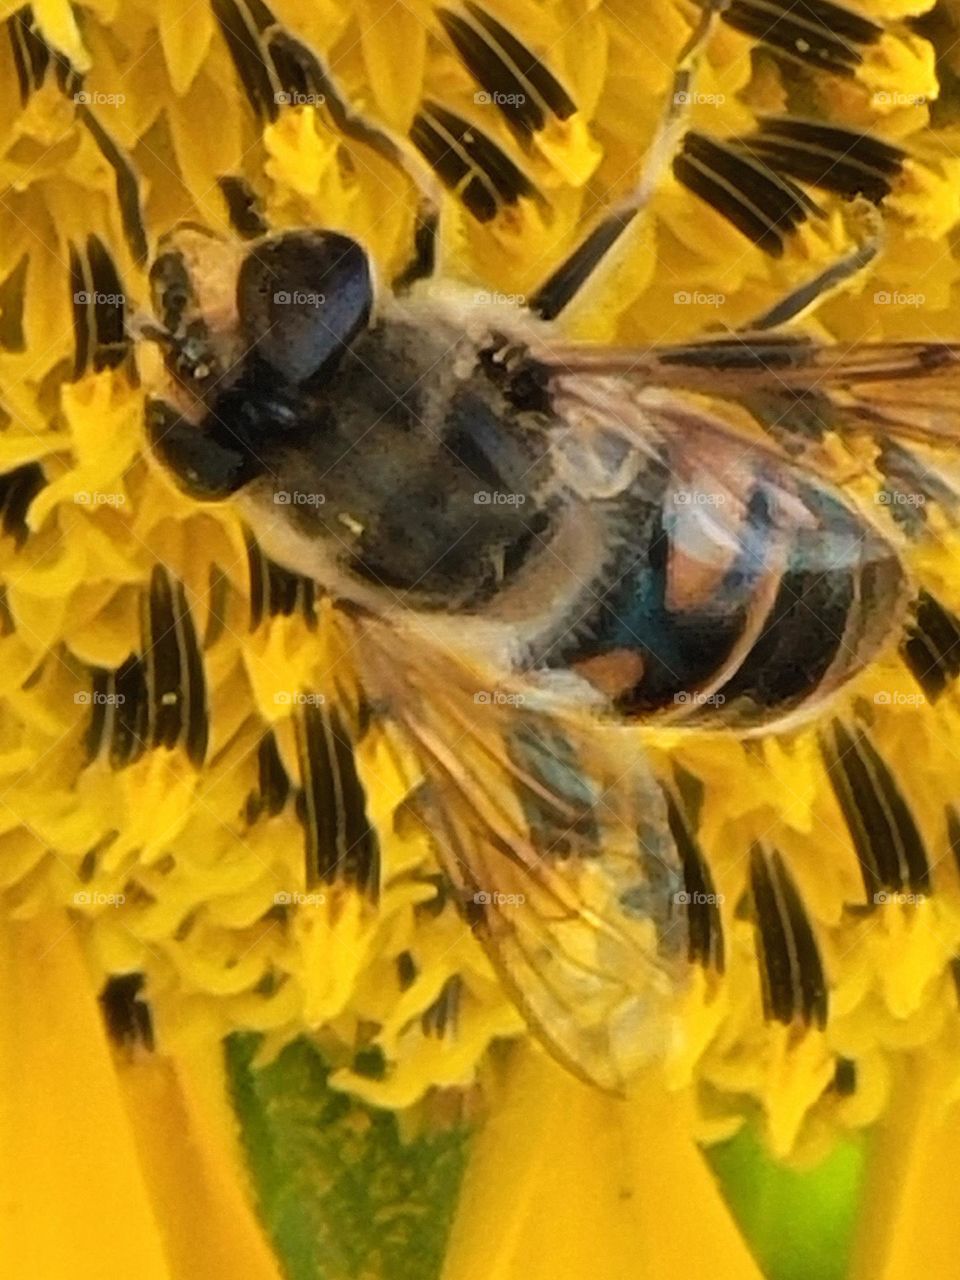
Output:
[{"xmin": 4, "ymin": 0, "xmax": 960, "ymax": 1276}]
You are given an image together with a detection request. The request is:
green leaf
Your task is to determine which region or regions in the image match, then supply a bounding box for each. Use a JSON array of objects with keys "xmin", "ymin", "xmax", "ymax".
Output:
[
  {"xmin": 708, "ymin": 1124, "xmax": 867, "ymax": 1280},
  {"xmin": 226, "ymin": 1034, "xmax": 471, "ymax": 1280}
]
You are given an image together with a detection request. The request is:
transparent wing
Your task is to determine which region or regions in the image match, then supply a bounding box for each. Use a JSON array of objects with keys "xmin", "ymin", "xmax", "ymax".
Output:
[
  {"xmin": 535, "ymin": 340, "xmax": 923, "ymax": 730},
  {"xmin": 542, "ymin": 333, "xmax": 960, "ymax": 463},
  {"xmin": 352, "ymin": 615, "xmax": 699, "ymax": 1092}
]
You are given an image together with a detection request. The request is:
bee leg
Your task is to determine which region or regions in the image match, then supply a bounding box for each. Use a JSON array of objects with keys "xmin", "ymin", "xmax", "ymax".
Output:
[
  {"xmin": 75, "ymin": 103, "xmax": 148, "ymax": 267},
  {"xmin": 319, "ymin": 86, "xmax": 441, "ymax": 292},
  {"xmin": 263, "ymin": 26, "xmax": 443, "ymax": 293},
  {"xmin": 217, "ymin": 175, "xmax": 269, "ymax": 240},
  {"xmin": 68, "ymin": 106, "xmax": 148, "ymax": 377},
  {"xmin": 391, "ymin": 204, "xmax": 441, "ymax": 293},
  {"xmin": 528, "ymin": 0, "xmax": 729, "ymax": 321},
  {"xmin": 743, "ymin": 222, "xmax": 884, "ymax": 332}
]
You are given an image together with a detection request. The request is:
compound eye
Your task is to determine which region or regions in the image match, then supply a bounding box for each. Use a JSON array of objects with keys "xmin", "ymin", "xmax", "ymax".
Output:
[{"xmin": 237, "ymin": 231, "xmax": 372, "ymax": 386}]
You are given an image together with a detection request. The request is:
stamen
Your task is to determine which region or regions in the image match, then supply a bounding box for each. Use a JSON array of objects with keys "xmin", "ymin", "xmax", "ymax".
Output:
[
  {"xmin": 902, "ymin": 592, "xmax": 960, "ymax": 701},
  {"xmin": 750, "ymin": 844, "xmax": 827, "ymax": 1028}
]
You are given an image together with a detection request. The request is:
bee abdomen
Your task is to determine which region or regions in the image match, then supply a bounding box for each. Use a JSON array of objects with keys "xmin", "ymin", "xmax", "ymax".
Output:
[
  {"xmin": 702, "ymin": 560, "xmax": 854, "ymax": 712},
  {"xmin": 541, "ymin": 485, "xmax": 904, "ymax": 730}
]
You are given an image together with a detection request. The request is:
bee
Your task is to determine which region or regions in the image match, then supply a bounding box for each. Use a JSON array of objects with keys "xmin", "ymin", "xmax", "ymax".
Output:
[{"xmin": 138, "ymin": 1, "xmax": 960, "ymax": 1091}]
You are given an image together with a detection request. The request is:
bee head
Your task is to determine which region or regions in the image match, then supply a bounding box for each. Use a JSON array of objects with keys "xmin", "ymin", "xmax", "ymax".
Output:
[
  {"xmin": 144, "ymin": 227, "xmax": 374, "ymax": 499},
  {"xmin": 146, "ymin": 226, "xmax": 373, "ymax": 403}
]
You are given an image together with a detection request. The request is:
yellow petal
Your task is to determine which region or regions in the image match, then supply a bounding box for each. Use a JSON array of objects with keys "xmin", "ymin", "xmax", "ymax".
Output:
[
  {"xmin": 358, "ymin": 0, "xmax": 427, "ymax": 128},
  {"xmin": 851, "ymin": 1045, "xmax": 960, "ymax": 1279},
  {"xmin": 0, "ymin": 910, "xmax": 284, "ymax": 1279},
  {"xmin": 442, "ymin": 1044, "xmax": 763, "ymax": 1280},
  {"xmin": 0, "ymin": 913, "xmax": 171, "ymax": 1279},
  {"xmin": 116, "ymin": 1039, "xmax": 284, "ymax": 1280},
  {"xmin": 31, "ymin": 0, "xmax": 90, "ymax": 72},
  {"xmin": 158, "ymin": 0, "xmax": 216, "ymax": 96}
]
